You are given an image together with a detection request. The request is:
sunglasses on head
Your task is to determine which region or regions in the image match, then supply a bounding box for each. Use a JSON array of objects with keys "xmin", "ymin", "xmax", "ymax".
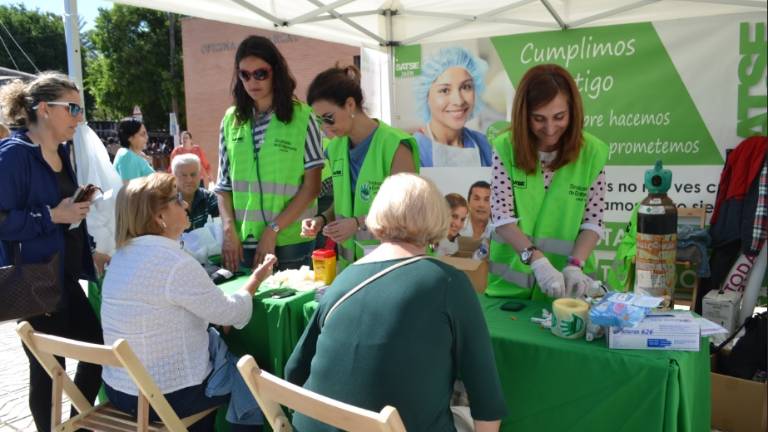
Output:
[
  {"xmin": 237, "ymin": 67, "xmax": 271, "ymax": 82},
  {"xmin": 38, "ymin": 101, "xmax": 84, "ymax": 118},
  {"xmin": 315, "ymin": 112, "xmax": 336, "ymax": 126}
]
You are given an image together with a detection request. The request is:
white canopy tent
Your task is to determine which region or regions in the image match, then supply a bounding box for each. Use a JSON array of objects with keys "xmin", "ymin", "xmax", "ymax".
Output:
[{"xmin": 105, "ymin": 0, "xmax": 766, "ymax": 49}]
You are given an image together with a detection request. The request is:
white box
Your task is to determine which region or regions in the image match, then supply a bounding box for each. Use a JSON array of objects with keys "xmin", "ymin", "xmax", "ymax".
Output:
[
  {"xmin": 702, "ymin": 290, "xmax": 742, "ymax": 335},
  {"xmin": 608, "ymin": 314, "xmax": 700, "ymax": 351}
]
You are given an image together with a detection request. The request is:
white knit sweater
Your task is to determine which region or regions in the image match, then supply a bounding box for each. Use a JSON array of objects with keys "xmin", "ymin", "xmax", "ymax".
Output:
[{"xmin": 101, "ymin": 235, "xmax": 252, "ymax": 395}]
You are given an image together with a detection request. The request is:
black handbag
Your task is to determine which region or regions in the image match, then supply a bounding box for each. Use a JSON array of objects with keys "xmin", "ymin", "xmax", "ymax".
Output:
[{"xmin": 0, "ymin": 243, "xmax": 61, "ymax": 321}]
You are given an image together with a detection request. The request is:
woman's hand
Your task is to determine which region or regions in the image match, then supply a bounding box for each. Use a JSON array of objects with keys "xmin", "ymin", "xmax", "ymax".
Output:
[
  {"xmin": 51, "ymin": 197, "xmax": 90, "ymax": 224},
  {"xmin": 254, "ymin": 231, "xmax": 277, "ymax": 270},
  {"xmin": 221, "ymin": 225, "xmax": 243, "ymax": 272},
  {"xmin": 251, "ymin": 253, "xmax": 277, "ymax": 284},
  {"xmin": 301, "ymin": 216, "xmax": 324, "ymax": 238},
  {"xmin": 93, "ymin": 252, "xmax": 111, "ymax": 278},
  {"xmin": 562, "ymin": 266, "xmax": 593, "ymax": 298},
  {"xmin": 530, "ymin": 257, "xmax": 565, "ymax": 298},
  {"xmin": 322, "ymin": 217, "xmax": 357, "ymax": 243}
]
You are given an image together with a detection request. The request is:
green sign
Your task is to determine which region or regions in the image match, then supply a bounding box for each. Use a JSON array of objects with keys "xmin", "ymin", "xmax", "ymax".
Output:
[{"xmin": 394, "ymin": 44, "xmax": 421, "ymax": 78}]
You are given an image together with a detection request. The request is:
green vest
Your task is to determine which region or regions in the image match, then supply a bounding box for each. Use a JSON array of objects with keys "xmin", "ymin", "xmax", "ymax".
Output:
[
  {"xmin": 487, "ymin": 131, "xmax": 608, "ymax": 300},
  {"xmin": 326, "ymin": 121, "xmax": 419, "ymax": 269},
  {"xmin": 606, "ymin": 206, "xmax": 639, "ymax": 292},
  {"xmin": 223, "ymin": 102, "xmax": 316, "ymax": 246}
]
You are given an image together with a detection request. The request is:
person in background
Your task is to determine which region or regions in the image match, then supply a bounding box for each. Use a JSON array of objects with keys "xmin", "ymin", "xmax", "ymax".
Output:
[
  {"xmin": 300, "ymin": 65, "xmax": 419, "ymax": 270},
  {"xmin": 0, "ymin": 122, "xmax": 10, "ymax": 139},
  {"xmin": 169, "ymin": 131, "xmax": 214, "ymax": 186},
  {"xmin": 172, "ymin": 153, "xmax": 220, "ymax": 232},
  {"xmin": 414, "ymin": 47, "xmax": 492, "ymax": 167},
  {"xmin": 435, "ymin": 193, "xmax": 468, "ymax": 256},
  {"xmin": 0, "ymin": 72, "xmax": 103, "ymax": 432},
  {"xmin": 102, "ymin": 173, "xmax": 274, "ymax": 431},
  {"xmin": 105, "ymin": 136, "xmax": 120, "ymax": 162},
  {"xmin": 216, "ymin": 35, "xmax": 322, "ymax": 272},
  {"xmin": 487, "ymin": 64, "xmax": 608, "ymax": 300},
  {"xmin": 113, "ymin": 117, "xmax": 154, "ymax": 183},
  {"xmin": 287, "ymin": 173, "xmax": 507, "ymax": 432},
  {"xmin": 460, "ymin": 180, "xmax": 492, "ymax": 241}
]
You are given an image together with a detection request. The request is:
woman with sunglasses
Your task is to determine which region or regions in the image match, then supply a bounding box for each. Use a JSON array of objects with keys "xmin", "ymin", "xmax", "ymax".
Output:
[
  {"xmin": 101, "ymin": 173, "xmax": 275, "ymax": 431},
  {"xmin": 300, "ymin": 65, "xmax": 419, "ymax": 270},
  {"xmin": 113, "ymin": 117, "xmax": 154, "ymax": 183},
  {"xmin": 216, "ymin": 35, "xmax": 323, "ymax": 272},
  {"xmin": 0, "ymin": 72, "xmax": 103, "ymax": 431}
]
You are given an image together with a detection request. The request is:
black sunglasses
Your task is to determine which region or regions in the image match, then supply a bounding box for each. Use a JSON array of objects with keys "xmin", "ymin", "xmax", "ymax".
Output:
[
  {"xmin": 315, "ymin": 112, "xmax": 335, "ymax": 126},
  {"xmin": 237, "ymin": 67, "xmax": 271, "ymax": 82},
  {"xmin": 42, "ymin": 101, "xmax": 84, "ymax": 118}
]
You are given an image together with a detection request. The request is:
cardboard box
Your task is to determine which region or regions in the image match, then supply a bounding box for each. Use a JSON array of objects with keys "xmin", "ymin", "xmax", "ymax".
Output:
[
  {"xmin": 702, "ymin": 290, "xmax": 742, "ymax": 335},
  {"xmin": 454, "ymin": 236, "xmax": 482, "ymax": 259},
  {"xmin": 439, "ymin": 256, "xmax": 488, "ymax": 294},
  {"xmin": 711, "ymin": 353, "xmax": 768, "ymax": 432},
  {"xmin": 607, "ymin": 314, "xmax": 700, "ymax": 351}
]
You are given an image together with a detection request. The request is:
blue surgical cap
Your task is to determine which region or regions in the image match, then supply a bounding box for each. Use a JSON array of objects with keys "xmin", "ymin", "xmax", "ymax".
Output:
[{"xmin": 414, "ymin": 47, "xmax": 489, "ymax": 123}]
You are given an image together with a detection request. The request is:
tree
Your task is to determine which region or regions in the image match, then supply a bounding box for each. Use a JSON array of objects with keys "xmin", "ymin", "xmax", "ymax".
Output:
[
  {"xmin": 0, "ymin": 4, "xmax": 67, "ymax": 73},
  {"xmin": 85, "ymin": 5, "xmax": 184, "ymax": 130}
]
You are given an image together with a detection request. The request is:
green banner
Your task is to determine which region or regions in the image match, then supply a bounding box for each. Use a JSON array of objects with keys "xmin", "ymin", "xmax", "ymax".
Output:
[{"xmin": 491, "ymin": 22, "xmax": 723, "ymax": 166}]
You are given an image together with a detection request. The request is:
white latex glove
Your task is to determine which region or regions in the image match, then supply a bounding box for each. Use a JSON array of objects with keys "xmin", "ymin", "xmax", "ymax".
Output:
[
  {"xmin": 531, "ymin": 257, "xmax": 565, "ymax": 298},
  {"xmin": 562, "ymin": 265, "xmax": 593, "ymax": 298}
]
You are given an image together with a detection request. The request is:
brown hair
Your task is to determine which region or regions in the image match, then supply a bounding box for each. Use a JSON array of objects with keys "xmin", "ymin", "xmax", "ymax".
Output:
[
  {"xmin": 445, "ymin": 193, "xmax": 468, "ymax": 210},
  {"xmin": 306, "ymin": 64, "xmax": 363, "ymax": 110},
  {"xmin": 0, "ymin": 72, "xmax": 79, "ymax": 127},
  {"xmin": 511, "ymin": 64, "xmax": 584, "ymax": 174},
  {"xmin": 115, "ymin": 173, "xmax": 177, "ymax": 248}
]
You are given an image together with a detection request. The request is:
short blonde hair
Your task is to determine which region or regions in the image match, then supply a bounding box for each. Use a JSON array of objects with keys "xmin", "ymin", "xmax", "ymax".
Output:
[
  {"xmin": 115, "ymin": 173, "xmax": 177, "ymax": 248},
  {"xmin": 365, "ymin": 173, "xmax": 450, "ymax": 247}
]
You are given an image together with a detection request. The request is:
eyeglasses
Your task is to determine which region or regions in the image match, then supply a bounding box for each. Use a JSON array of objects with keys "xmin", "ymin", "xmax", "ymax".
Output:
[
  {"xmin": 43, "ymin": 101, "xmax": 84, "ymax": 118},
  {"xmin": 315, "ymin": 112, "xmax": 335, "ymax": 127},
  {"xmin": 237, "ymin": 67, "xmax": 271, "ymax": 82},
  {"xmin": 167, "ymin": 192, "xmax": 185, "ymax": 206}
]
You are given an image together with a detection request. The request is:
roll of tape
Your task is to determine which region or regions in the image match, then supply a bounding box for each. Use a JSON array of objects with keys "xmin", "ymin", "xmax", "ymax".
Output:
[{"xmin": 551, "ymin": 298, "xmax": 589, "ymax": 339}]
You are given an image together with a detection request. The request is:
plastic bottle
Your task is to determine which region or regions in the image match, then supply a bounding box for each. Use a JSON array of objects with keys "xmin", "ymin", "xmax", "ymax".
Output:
[{"xmin": 312, "ymin": 249, "xmax": 337, "ymax": 285}]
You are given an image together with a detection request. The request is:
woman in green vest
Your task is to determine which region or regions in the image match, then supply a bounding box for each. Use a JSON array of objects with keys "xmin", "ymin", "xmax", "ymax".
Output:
[
  {"xmin": 216, "ymin": 35, "xmax": 323, "ymax": 272},
  {"xmin": 487, "ymin": 64, "xmax": 608, "ymax": 300},
  {"xmin": 299, "ymin": 66, "xmax": 419, "ymax": 269}
]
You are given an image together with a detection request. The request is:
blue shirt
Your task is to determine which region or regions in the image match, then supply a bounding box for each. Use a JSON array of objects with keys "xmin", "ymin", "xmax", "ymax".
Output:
[
  {"xmin": 348, "ymin": 127, "xmax": 377, "ymax": 192},
  {"xmin": 113, "ymin": 147, "xmax": 154, "ymax": 181},
  {"xmin": 415, "ymin": 127, "xmax": 492, "ymax": 167}
]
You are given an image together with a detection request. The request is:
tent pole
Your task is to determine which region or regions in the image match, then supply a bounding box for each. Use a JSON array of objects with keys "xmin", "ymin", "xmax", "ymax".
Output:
[
  {"xmin": 385, "ymin": 8, "xmax": 394, "ymax": 125},
  {"xmin": 63, "ymin": 0, "xmax": 85, "ymax": 112}
]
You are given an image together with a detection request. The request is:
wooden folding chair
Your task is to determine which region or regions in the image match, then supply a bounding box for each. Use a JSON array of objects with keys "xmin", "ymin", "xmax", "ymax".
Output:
[
  {"xmin": 237, "ymin": 355, "xmax": 407, "ymax": 432},
  {"xmin": 16, "ymin": 321, "xmax": 217, "ymax": 432}
]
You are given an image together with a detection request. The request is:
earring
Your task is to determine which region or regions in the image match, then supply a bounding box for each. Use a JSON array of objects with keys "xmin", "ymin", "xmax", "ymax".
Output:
[
  {"xmin": 350, "ymin": 112, "xmax": 355, "ymax": 119},
  {"xmin": 160, "ymin": 220, "xmax": 167, "ymax": 229},
  {"xmin": 44, "ymin": 114, "xmax": 49, "ymax": 120}
]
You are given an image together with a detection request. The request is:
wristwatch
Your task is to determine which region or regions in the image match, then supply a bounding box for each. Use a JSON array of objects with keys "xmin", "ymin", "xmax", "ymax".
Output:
[
  {"xmin": 520, "ymin": 245, "xmax": 539, "ymax": 265},
  {"xmin": 268, "ymin": 221, "xmax": 281, "ymax": 233}
]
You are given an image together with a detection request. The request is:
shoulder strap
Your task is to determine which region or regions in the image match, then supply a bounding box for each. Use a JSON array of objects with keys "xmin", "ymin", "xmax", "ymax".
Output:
[{"xmin": 321, "ymin": 255, "xmax": 433, "ymax": 328}]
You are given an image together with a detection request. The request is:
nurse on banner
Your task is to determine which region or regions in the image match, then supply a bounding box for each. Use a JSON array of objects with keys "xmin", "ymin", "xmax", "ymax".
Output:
[
  {"xmin": 413, "ymin": 47, "xmax": 493, "ymax": 168},
  {"xmin": 487, "ymin": 64, "xmax": 608, "ymax": 300},
  {"xmin": 300, "ymin": 65, "xmax": 419, "ymax": 270}
]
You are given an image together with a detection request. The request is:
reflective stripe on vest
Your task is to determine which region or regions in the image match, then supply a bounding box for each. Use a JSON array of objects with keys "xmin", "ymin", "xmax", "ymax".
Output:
[
  {"xmin": 486, "ymin": 131, "xmax": 608, "ymax": 299},
  {"xmin": 327, "ymin": 121, "xmax": 419, "ymax": 269},
  {"xmin": 223, "ymin": 102, "xmax": 316, "ymax": 247}
]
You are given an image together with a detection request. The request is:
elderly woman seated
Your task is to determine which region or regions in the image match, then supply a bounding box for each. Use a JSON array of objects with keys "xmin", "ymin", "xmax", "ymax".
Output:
[
  {"xmin": 285, "ymin": 173, "xmax": 508, "ymax": 432},
  {"xmin": 100, "ymin": 173, "xmax": 274, "ymax": 431}
]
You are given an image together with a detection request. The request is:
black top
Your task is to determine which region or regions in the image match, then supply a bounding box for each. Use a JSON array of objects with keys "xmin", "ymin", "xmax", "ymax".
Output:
[{"xmin": 55, "ymin": 168, "xmax": 85, "ymax": 284}]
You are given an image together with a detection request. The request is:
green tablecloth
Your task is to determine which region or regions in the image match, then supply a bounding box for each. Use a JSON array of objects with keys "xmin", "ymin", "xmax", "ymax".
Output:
[
  {"xmin": 480, "ymin": 296, "xmax": 711, "ymax": 432},
  {"xmin": 217, "ymin": 276, "xmax": 317, "ymax": 378}
]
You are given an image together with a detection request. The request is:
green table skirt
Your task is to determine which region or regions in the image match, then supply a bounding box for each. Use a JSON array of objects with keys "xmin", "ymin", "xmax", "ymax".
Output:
[{"xmin": 480, "ymin": 296, "xmax": 711, "ymax": 432}]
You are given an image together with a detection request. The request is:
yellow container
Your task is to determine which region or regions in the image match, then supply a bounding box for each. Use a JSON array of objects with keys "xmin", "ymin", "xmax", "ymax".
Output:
[{"xmin": 312, "ymin": 249, "xmax": 337, "ymax": 285}]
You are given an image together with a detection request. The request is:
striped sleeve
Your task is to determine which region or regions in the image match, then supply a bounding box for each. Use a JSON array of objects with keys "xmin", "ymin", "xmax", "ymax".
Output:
[
  {"xmin": 304, "ymin": 117, "xmax": 324, "ymax": 170},
  {"xmin": 214, "ymin": 117, "xmax": 232, "ymax": 193}
]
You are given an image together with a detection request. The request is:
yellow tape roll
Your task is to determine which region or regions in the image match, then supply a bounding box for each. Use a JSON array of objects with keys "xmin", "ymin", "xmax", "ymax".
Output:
[{"xmin": 551, "ymin": 298, "xmax": 589, "ymax": 339}]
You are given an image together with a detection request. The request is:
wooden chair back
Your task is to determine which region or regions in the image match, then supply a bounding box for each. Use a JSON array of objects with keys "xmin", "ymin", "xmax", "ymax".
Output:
[
  {"xmin": 237, "ymin": 355, "xmax": 407, "ymax": 432},
  {"xmin": 16, "ymin": 321, "xmax": 216, "ymax": 432}
]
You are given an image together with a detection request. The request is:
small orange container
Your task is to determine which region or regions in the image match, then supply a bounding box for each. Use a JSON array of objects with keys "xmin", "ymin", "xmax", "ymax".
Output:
[{"xmin": 312, "ymin": 249, "xmax": 337, "ymax": 285}]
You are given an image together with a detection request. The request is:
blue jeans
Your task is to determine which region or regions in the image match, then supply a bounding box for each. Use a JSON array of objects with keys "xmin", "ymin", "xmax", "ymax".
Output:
[
  {"xmin": 242, "ymin": 241, "xmax": 314, "ymax": 271},
  {"xmin": 105, "ymin": 380, "xmax": 260, "ymax": 432}
]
